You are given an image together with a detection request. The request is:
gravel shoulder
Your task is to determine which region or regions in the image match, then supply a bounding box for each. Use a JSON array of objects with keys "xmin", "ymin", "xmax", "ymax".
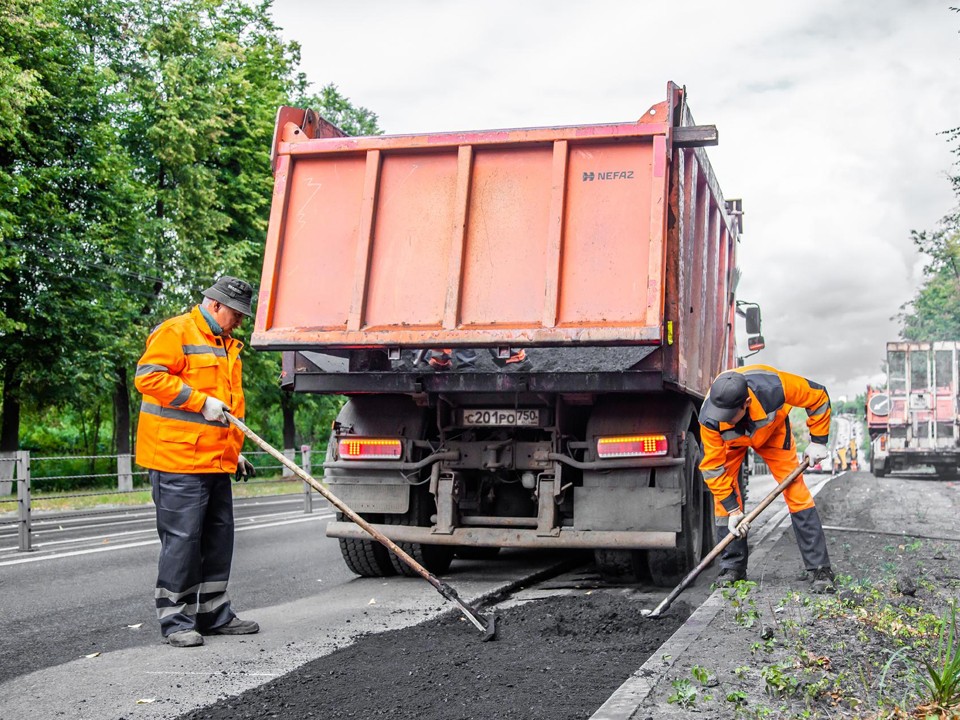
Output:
[{"xmin": 636, "ymin": 471, "xmax": 960, "ymax": 719}]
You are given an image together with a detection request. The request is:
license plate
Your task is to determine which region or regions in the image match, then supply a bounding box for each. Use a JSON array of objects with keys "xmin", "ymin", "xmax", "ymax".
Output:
[{"xmin": 462, "ymin": 409, "xmax": 540, "ymax": 427}]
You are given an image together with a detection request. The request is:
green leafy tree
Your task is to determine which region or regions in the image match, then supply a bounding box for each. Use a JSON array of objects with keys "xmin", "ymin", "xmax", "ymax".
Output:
[
  {"xmin": 111, "ymin": 0, "xmax": 380, "ymax": 454},
  {"xmin": 0, "ymin": 0, "xmax": 147, "ymax": 455},
  {"xmin": 1, "ymin": 0, "xmax": 379, "ymax": 466},
  {"xmin": 900, "ymin": 75, "xmax": 960, "ymax": 341},
  {"xmin": 297, "ymin": 82, "xmax": 381, "ymax": 137},
  {"xmin": 899, "ymin": 223, "xmax": 960, "ymax": 340}
]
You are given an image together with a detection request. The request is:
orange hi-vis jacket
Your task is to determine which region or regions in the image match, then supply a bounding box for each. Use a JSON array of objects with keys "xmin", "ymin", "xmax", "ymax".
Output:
[
  {"xmin": 699, "ymin": 365, "xmax": 831, "ymax": 514},
  {"xmin": 135, "ymin": 306, "xmax": 245, "ymax": 474}
]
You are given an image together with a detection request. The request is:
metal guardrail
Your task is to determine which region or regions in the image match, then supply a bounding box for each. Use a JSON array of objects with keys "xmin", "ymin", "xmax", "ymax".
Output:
[{"xmin": 0, "ymin": 446, "xmax": 320, "ymax": 553}]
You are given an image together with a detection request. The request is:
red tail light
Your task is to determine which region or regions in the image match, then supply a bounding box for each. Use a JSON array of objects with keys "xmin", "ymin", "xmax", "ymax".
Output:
[
  {"xmin": 597, "ymin": 434, "xmax": 668, "ymax": 458},
  {"xmin": 338, "ymin": 438, "xmax": 403, "ymax": 460}
]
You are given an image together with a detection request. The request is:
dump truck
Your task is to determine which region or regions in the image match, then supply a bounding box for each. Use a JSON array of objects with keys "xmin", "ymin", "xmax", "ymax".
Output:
[
  {"xmin": 868, "ymin": 341, "xmax": 960, "ymax": 478},
  {"xmin": 253, "ymin": 82, "xmax": 763, "ymax": 584}
]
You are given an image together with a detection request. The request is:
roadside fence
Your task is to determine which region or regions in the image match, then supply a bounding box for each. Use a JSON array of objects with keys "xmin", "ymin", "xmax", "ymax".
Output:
[{"xmin": 0, "ymin": 446, "xmax": 322, "ymax": 553}]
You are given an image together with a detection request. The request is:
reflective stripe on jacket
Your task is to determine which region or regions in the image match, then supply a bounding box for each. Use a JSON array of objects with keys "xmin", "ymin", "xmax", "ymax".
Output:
[
  {"xmin": 698, "ymin": 364, "xmax": 831, "ymax": 512},
  {"xmin": 135, "ymin": 306, "xmax": 245, "ymax": 473}
]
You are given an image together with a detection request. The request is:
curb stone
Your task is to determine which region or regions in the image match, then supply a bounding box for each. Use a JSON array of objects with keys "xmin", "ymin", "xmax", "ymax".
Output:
[{"xmin": 590, "ymin": 472, "xmax": 841, "ymax": 720}]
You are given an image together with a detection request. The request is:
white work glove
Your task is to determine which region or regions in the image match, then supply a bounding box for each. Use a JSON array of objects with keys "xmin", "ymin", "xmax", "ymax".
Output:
[
  {"xmin": 235, "ymin": 454, "xmax": 255, "ymax": 482},
  {"xmin": 804, "ymin": 442, "xmax": 829, "ymax": 466},
  {"xmin": 201, "ymin": 396, "xmax": 228, "ymax": 423},
  {"xmin": 727, "ymin": 511, "xmax": 750, "ymax": 538}
]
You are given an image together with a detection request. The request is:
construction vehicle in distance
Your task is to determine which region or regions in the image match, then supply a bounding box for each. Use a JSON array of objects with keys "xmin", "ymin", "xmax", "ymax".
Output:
[
  {"xmin": 868, "ymin": 341, "xmax": 960, "ymax": 478},
  {"xmin": 253, "ymin": 82, "xmax": 764, "ymax": 585}
]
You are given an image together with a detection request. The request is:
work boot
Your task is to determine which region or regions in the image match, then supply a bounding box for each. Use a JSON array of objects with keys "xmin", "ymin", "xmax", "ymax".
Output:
[
  {"xmin": 208, "ymin": 617, "xmax": 260, "ymax": 635},
  {"xmin": 809, "ymin": 567, "xmax": 836, "ymax": 594},
  {"xmin": 716, "ymin": 567, "xmax": 747, "ymax": 588},
  {"xmin": 167, "ymin": 630, "xmax": 204, "ymax": 648}
]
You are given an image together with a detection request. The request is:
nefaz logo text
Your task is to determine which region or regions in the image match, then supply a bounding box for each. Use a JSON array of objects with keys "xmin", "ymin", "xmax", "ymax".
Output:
[{"xmin": 582, "ymin": 170, "xmax": 635, "ymax": 182}]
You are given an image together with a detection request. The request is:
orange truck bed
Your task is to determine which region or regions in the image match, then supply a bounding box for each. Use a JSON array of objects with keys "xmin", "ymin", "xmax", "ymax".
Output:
[{"xmin": 254, "ymin": 82, "xmax": 741, "ymax": 398}]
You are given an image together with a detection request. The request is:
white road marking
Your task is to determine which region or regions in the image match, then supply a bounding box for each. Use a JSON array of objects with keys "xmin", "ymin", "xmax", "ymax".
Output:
[{"xmin": 0, "ymin": 513, "xmax": 334, "ymax": 567}]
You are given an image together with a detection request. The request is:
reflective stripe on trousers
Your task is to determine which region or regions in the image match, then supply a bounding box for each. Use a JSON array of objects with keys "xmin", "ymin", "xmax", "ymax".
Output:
[{"xmin": 151, "ymin": 470, "xmax": 236, "ymax": 636}]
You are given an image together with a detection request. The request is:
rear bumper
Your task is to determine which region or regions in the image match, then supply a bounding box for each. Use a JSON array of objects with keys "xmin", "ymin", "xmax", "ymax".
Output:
[
  {"xmin": 888, "ymin": 449, "xmax": 960, "ymax": 463},
  {"xmin": 325, "ymin": 521, "xmax": 676, "ymax": 550}
]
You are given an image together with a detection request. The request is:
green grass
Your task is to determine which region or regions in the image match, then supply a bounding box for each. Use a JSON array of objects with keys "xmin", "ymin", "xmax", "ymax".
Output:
[
  {"xmin": 920, "ymin": 601, "xmax": 960, "ymax": 711},
  {"xmin": 0, "ymin": 476, "xmax": 307, "ymax": 515}
]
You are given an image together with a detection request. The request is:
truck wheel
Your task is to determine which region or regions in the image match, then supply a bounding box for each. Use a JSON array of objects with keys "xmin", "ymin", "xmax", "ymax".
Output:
[
  {"xmin": 594, "ymin": 548, "xmax": 646, "ymax": 583},
  {"xmin": 384, "ymin": 489, "xmax": 455, "ymax": 576},
  {"xmin": 647, "ymin": 438, "xmax": 705, "ymax": 586},
  {"xmin": 337, "ymin": 514, "xmax": 397, "ymax": 577},
  {"xmin": 873, "ymin": 460, "xmax": 888, "ymax": 478},
  {"xmin": 738, "ymin": 464, "xmax": 750, "ymax": 505}
]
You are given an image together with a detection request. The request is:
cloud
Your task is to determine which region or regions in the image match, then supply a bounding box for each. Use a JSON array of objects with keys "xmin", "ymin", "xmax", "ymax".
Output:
[{"xmin": 270, "ymin": 0, "xmax": 959, "ymax": 400}]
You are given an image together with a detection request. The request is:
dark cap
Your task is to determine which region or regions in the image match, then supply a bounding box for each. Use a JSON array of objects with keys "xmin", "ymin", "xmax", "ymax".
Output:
[
  {"xmin": 703, "ymin": 372, "xmax": 749, "ymax": 423},
  {"xmin": 203, "ymin": 276, "xmax": 254, "ymax": 317}
]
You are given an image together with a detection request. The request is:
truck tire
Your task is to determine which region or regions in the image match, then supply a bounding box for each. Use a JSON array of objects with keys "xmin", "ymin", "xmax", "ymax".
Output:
[
  {"xmin": 384, "ymin": 488, "xmax": 455, "ymax": 576},
  {"xmin": 647, "ymin": 438, "xmax": 705, "ymax": 586},
  {"xmin": 738, "ymin": 464, "xmax": 749, "ymax": 505},
  {"xmin": 873, "ymin": 460, "xmax": 888, "ymax": 478},
  {"xmin": 594, "ymin": 548, "xmax": 646, "ymax": 583},
  {"xmin": 337, "ymin": 514, "xmax": 397, "ymax": 577}
]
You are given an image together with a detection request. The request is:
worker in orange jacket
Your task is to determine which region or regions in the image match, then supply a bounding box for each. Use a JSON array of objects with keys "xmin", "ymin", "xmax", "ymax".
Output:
[
  {"xmin": 135, "ymin": 276, "xmax": 259, "ymax": 648},
  {"xmin": 699, "ymin": 365, "xmax": 835, "ymax": 592}
]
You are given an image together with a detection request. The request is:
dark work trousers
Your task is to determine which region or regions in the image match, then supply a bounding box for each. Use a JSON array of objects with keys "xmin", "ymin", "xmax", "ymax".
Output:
[
  {"xmin": 715, "ymin": 471, "xmax": 831, "ymax": 574},
  {"xmin": 716, "ymin": 469, "xmax": 748, "ymax": 572},
  {"xmin": 151, "ymin": 470, "xmax": 237, "ymax": 637},
  {"xmin": 717, "ymin": 506, "xmax": 831, "ymax": 572}
]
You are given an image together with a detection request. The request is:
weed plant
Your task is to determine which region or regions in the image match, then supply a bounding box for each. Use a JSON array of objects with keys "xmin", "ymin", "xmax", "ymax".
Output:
[{"xmin": 918, "ymin": 601, "xmax": 960, "ymax": 713}]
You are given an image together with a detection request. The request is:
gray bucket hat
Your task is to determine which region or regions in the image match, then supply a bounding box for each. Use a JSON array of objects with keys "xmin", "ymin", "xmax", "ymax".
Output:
[{"xmin": 203, "ymin": 276, "xmax": 254, "ymax": 317}]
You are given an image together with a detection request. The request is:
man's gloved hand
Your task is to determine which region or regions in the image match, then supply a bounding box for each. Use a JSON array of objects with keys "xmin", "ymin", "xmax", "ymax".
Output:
[
  {"xmin": 727, "ymin": 511, "xmax": 750, "ymax": 538},
  {"xmin": 201, "ymin": 396, "xmax": 228, "ymax": 423},
  {"xmin": 804, "ymin": 442, "xmax": 829, "ymax": 466},
  {"xmin": 235, "ymin": 454, "xmax": 255, "ymax": 482}
]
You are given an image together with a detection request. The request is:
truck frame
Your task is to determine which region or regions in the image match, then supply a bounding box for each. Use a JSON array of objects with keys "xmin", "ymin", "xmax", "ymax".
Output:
[{"xmin": 254, "ymin": 82, "xmax": 759, "ymax": 584}]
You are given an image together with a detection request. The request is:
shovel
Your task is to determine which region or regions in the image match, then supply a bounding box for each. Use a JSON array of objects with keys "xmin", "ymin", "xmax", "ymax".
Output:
[
  {"xmin": 641, "ymin": 458, "xmax": 812, "ymax": 618},
  {"xmin": 225, "ymin": 412, "xmax": 498, "ymax": 641}
]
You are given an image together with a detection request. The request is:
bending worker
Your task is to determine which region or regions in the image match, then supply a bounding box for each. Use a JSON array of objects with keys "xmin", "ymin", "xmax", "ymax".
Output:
[
  {"xmin": 135, "ymin": 276, "xmax": 259, "ymax": 648},
  {"xmin": 698, "ymin": 365, "xmax": 835, "ymax": 593}
]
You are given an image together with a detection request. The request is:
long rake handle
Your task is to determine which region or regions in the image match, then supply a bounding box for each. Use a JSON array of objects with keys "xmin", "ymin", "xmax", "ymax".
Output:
[
  {"xmin": 645, "ymin": 459, "xmax": 811, "ymax": 618},
  {"xmin": 225, "ymin": 413, "xmax": 490, "ymax": 634}
]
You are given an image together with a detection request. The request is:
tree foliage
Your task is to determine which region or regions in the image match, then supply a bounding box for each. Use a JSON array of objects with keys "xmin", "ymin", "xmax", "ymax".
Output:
[
  {"xmin": 0, "ymin": 0, "xmax": 379, "ymax": 459},
  {"xmin": 900, "ymin": 121, "xmax": 960, "ymax": 340}
]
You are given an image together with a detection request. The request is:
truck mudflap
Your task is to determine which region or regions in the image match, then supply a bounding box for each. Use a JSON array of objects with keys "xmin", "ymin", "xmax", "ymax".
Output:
[{"xmin": 324, "ymin": 522, "xmax": 676, "ymax": 550}]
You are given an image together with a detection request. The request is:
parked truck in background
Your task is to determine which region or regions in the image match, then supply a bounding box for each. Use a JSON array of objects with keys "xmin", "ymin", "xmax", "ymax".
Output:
[
  {"xmin": 868, "ymin": 341, "xmax": 960, "ymax": 478},
  {"xmin": 253, "ymin": 82, "xmax": 764, "ymax": 585}
]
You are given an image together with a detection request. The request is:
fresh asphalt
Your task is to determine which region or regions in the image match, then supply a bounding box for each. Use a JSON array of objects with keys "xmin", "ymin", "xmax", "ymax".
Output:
[
  {"xmin": 0, "ymin": 493, "xmax": 574, "ymax": 720},
  {"xmin": 0, "ymin": 474, "xmax": 832, "ymax": 719}
]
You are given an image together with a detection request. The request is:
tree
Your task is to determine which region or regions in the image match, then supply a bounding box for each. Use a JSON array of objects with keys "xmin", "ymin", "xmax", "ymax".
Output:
[
  {"xmin": 0, "ymin": 0, "xmax": 147, "ymax": 454},
  {"xmin": 0, "ymin": 0, "xmax": 380, "ymax": 466},
  {"xmin": 899, "ymin": 39, "xmax": 960, "ymax": 343}
]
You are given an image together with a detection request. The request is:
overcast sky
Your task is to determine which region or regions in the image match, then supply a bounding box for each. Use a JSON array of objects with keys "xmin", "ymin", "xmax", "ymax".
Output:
[{"xmin": 269, "ymin": 0, "xmax": 959, "ymax": 401}]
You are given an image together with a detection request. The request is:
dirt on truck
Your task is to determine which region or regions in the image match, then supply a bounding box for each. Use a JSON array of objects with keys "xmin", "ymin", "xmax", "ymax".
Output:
[{"xmin": 252, "ymin": 81, "xmax": 764, "ymax": 586}]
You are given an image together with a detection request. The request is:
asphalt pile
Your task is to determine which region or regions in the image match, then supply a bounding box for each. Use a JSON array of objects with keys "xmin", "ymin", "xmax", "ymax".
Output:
[{"xmin": 177, "ymin": 594, "xmax": 691, "ymax": 720}]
